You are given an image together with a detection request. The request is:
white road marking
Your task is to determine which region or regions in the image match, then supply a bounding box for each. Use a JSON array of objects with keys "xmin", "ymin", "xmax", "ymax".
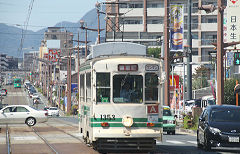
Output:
[
  {"xmin": 187, "ymin": 141, "xmax": 197, "ymax": 144},
  {"xmin": 165, "ymin": 140, "xmax": 184, "ymax": 144},
  {"xmin": 13, "ymin": 136, "xmax": 38, "ymax": 141}
]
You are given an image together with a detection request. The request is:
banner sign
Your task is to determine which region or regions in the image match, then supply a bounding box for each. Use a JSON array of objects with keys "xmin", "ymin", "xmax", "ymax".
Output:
[
  {"xmin": 170, "ymin": 4, "xmax": 184, "ymax": 51},
  {"xmin": 227, "ymin": 52, "xmax": 234, "ymax": 66},
  {"xmin": 226, "ymin": 0, "xmax": 240, "ymax": 49}
]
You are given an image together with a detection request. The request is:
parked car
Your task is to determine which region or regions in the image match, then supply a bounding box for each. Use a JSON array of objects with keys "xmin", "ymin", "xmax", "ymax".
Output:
[
  {"xmin": 197, "ymin": 105, "xmax": 240, "ymax": 151},
  {"xmin": 162, "ymin": 106, "xmax": 176, "ymax": 135},
  {"xmin": 47, "ymin": 107, "xmax": 59, "ymax": 116},
  {"xmin": 1, "ymin": 89, "xmax": 7, "ymax": 95},
  {"xmin": 0, "ymin": 89, "xmax": 7, "ymax": 96},
  {"xmin": 31, "ymin": 93, "xmax": 39, "ymax": 99},
  {"xmin": 0, "ymin": 105, "xmax": 48, "ymax": 126}
]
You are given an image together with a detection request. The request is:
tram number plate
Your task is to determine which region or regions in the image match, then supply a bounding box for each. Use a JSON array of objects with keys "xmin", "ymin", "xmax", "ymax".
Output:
[
  {"xmin": 229, "ymin": 137, "xmax": 239, "ymax": 142},
  {"xmin": 101, "ymin": 114, "xmax": 116, "ymax": 120}
]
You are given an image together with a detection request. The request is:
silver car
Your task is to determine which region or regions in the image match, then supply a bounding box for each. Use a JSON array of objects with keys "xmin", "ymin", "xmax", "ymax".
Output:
[{"xmin": 0, "ymin": 105, "xmax": 48, "ymax": 126}]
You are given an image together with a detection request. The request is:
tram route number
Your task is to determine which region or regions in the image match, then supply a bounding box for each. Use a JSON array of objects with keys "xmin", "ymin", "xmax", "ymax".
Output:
[{"xmin": 100, "ymin": 114, "xmax": 116, "ymax": 120}]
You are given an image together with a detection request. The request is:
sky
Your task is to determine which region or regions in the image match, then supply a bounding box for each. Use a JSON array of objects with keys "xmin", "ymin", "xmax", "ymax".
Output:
[{"xmin": 0, "ymin": 0, "xmax": 103, "ymax": 31}]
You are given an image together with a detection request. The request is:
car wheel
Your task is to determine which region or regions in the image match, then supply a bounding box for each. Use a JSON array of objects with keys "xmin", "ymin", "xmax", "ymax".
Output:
[
  {"xmin": 26, "ymin": 117, "xmax": 36, "ymax": 127},
  {"xmin": 203, "ymin": 133, "xmax": 211, "ymax": 151}
]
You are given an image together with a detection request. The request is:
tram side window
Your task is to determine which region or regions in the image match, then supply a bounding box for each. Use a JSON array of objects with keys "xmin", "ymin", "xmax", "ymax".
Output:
[
  {"xmin": 96, "ymin": 73, "xmax": 110, "ymax": 103},
  {"xmin": 86, "ymin": 73, "xmax": 91, "ymax": 102},
  {"xmin": 145, "ymin": 73, "xmax": 158, "ymax": 101},
  {"xmin": 80, "ymin": 74, "xmax": 85, "ymax": 102}
]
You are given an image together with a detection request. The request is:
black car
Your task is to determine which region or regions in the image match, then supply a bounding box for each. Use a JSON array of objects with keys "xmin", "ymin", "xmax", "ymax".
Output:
[{"xmin": 197, "ymin": 105, "xmax": 240, "ymax": 150}]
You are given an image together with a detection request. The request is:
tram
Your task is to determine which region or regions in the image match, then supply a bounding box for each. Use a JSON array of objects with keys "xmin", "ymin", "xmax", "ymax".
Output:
[{"xmin": 79, "ymin": 42, "xmax": 164, "ymax": 152}]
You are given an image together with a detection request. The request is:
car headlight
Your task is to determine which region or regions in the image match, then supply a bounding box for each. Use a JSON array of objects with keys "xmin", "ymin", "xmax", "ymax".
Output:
[
  {"xmin": 122, "ymin": 115, "xmax": 133, "ymax": 127},
  {"xmin": 209, "ymin": 126, "xmax": 221, "ymax": 134}
]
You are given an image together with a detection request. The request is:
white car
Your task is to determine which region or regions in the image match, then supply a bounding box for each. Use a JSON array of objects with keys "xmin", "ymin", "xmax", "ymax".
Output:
[
  {"xmin": 0, "ymin": 105, "xmax": 48, "ymax": 126},
  {"xmin": 31, "ymin": 93, "xmax": 39, "ymax": 99},
  {"xmin": 47, "ymin": 107, "xmax": 59, "ymax": 116}
]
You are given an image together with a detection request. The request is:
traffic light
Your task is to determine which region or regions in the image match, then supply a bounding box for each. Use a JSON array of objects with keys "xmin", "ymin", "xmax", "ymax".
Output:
[{"xmin": 234, "ymin": 52, "xmax": 240, "ymax": 65}]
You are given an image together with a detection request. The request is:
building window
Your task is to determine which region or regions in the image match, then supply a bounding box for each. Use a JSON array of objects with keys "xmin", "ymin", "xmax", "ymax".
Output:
[
  {"xmin": 124, "ymin": 20, "xmax": 142, "ymax": 24},
  {"xmin": 147, "ymin": 19, "xmax": 162, "ymax": 24},
  {"xmin": 51, "ymin": 35, "xmax": 57, "ymax": 39},
  {"xmin": 147, "ymin": 3, "xmax": 163, "ymax": 8}
]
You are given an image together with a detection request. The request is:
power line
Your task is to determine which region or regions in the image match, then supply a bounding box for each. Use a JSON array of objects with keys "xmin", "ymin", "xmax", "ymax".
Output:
[{"xmin": 18, "ymin": 0, "xmax": 34, "ymax": 58}]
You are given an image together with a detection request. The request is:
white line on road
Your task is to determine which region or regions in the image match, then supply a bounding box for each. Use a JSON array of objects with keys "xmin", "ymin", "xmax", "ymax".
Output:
[
  {"xmin": 165, "ymin": 140, "xmax": 184, "ymax": 144},
  {"xmin": 187, "ymin": 141, "xmax": 197, "ymax": 144}
]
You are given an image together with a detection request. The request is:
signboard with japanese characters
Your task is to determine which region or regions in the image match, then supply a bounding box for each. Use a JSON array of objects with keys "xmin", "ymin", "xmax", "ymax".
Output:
[
  {"xmin": 48, "ymin": 49, "xmax": 61, "ymax": 62},
  {"xmin": 226, "ymin": 0, "xmax": 240, "ymax": 49}
]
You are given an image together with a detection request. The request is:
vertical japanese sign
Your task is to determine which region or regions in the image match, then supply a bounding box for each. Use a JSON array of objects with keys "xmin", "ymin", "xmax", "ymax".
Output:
[
  {"xmin": 226, "ymin": 0, "xmax": 240, "ymax": 48},
  {"xmin": 170, "ymin": 4, "xmax": 184, "ymax": 51}
]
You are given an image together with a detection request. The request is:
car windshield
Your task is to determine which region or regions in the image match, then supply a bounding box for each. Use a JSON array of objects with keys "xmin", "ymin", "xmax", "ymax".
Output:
[
  {"xmin": 163, "ymin": 109, "xmax": 172, "ymax": 116},
  {"xmin": 50, "ymin": 108, "xmax": 57, "ymax": 110},
  {"xmin": 210, "ymin": 109, "xmax": 240, "ymax": 122}
]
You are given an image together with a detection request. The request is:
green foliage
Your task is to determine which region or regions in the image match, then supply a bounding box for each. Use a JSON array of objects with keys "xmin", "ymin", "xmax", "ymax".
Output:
[
  {"xmin": 60, "ymin": 100, "xmax": 64, "ymax": 105},
  {"xmin": 192, "ymin": 65, "xmax": 209, "ymax": 89},
  {"xmin": 224, "ymin": 78, "xmax": 237, "ymax": 105},
  {"xmin": 147, "ymin": 48, "xmax": 161, "ymax": 58},
  {"xmin": 192, "ymin": 78, "xmax": 209, "ymax": 90},
  {"xmin": 183, "ymin": 114, "xmax": 199, "ymax": 130}
]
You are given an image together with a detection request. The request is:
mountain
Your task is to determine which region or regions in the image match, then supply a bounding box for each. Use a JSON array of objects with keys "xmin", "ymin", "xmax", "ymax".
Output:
[{"xmin": 0, "ymin": 8, "xmax": 105, "ymax": 57}]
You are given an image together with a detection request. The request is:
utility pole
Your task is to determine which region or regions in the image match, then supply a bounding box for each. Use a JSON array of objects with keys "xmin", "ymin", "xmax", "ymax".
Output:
[
  {"xmin": 216, "ymin": 0, "xmax": 224, "ymax": 105},
  {"xmin": 77, "ymin": 32, "xmax": 80, "ymax": 108},
  {"xmin": 164, "ymin": 0, "xmax": 170, "ymax": 106},
  {"xmin": 187, "ymin": 0, "xmax": 192, "ymax": 100}
]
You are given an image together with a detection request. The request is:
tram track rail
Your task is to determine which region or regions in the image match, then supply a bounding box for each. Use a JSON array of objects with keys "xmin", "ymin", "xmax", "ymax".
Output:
[
  {"xmin": 31, "ymin": 127, "xmax": 59, "ymax": 154},
  {"xmin": 45, "ymin": 123, "xmax": 84, "ymax": 143},
  {"xmin": 6, "ymin": 124, "xmax": 11, "ymax": 154}
]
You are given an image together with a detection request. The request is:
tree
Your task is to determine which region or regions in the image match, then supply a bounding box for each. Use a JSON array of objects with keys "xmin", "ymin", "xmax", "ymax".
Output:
[
  {"xmin": 192, "ymin": 65, "xmax": 209, "ymax": 89},
  {"xmin": 147, "ymin": 48, "xmax": 161, "ymax": 58},
  {"xmin": 224, "ymin": 78, "xmax": 238, "ymax": 105}
]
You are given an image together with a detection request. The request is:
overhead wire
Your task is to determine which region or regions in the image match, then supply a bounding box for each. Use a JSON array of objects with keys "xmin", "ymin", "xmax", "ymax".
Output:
[{"xmin": 18, "ymin": 0, "xmax": 35, "ymax": 57}]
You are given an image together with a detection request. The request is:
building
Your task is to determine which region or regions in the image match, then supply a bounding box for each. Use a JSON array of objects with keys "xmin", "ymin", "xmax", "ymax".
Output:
[
  {"xmin": 6, "ymin": 56, "xmax": 18, "ymax": 70},
  {"xmin": 105, "ymin": 0, "xmax": 222, "ymax": 78},
  {"xmin": 0, "ymin": 53, "xmax": 9, "ymax": 70},
  {"xmin": 23, "ymin": 51, "xmax": 39, "ymax": 71}
]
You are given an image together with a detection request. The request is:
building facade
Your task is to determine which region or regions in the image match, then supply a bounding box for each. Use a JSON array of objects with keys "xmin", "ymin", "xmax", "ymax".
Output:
[
  {"xmin": 0, "ymin": 53, "xmax": 8, "ymax": 70},
  {"xmin": 105, "ymin": 0, "xmax": 220, "ymax": 68}
]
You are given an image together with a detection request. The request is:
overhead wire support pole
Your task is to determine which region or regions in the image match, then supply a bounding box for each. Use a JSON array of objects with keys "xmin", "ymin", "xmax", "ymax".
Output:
[
  {"xmin": 187, "ymin": 0, "xmax": 193, "ymax": 100},
  {"xmin": 164, "ymin": 0, "xmax": 170, "ymax": 106},
  {"xmin": 216, "ymin": 0, "xmax": 224, "ymax": 105}
]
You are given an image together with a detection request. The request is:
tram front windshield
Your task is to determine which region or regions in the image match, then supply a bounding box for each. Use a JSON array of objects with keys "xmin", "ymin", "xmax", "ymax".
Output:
[{"xmin": 113, "ymin": 75, "xmax": 143, "ymax": 103}]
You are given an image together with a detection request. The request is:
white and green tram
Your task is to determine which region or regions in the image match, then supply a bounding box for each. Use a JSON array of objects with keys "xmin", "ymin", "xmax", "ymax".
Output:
[{"xmin": 79, "ymin": 42, "xmax": 164, "ymax": 152}]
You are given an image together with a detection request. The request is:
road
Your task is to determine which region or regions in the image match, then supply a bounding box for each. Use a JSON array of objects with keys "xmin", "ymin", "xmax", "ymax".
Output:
[{"xmin": 1, "ymin": 85, "xmax": 240, "ymax": 154}]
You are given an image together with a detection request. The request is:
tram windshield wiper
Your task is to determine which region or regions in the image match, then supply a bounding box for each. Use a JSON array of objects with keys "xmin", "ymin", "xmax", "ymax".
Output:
[{"xmin": 120, "ymin": 73, "xmax": 129, "ymax": 89}]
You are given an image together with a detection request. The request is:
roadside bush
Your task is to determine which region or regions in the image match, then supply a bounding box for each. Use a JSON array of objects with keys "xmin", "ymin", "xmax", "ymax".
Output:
[{"xmin": 183, "ymin": 114, "xmax": 199, "ymax": 130}]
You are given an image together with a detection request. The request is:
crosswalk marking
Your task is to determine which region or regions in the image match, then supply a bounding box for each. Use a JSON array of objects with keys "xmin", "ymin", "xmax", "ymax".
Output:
[{"xmin": 166, "ymin": 140, "xmax": 184, "ymax": 144}]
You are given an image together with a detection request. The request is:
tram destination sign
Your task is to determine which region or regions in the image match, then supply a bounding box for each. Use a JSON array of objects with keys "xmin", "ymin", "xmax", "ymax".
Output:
[{"xmin": 145, "ymin": 64, "xmax": 159, "ymax": 71}]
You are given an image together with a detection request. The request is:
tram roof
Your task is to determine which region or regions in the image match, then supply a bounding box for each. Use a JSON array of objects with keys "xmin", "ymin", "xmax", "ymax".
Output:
[{"xmin": 88, "ymin": 42, "xmax": 146, "ymax": 59}]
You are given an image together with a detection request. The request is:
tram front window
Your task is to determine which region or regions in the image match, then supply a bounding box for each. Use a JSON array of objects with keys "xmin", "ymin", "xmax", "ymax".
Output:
[{"xmin": 113, "ymin": 75, "xmax": 143, "ymax": 103}]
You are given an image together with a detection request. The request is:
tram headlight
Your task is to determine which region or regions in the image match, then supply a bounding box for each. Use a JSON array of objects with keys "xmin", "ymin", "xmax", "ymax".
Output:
[{"xmin": 122, "ymin": 115, "xmax": 133, "ymax": 127}]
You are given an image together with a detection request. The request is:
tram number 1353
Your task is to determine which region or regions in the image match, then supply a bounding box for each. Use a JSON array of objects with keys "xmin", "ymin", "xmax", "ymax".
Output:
[{"xmin": 101, "ymin": 114, "xmax": 116, "ymax": 120}]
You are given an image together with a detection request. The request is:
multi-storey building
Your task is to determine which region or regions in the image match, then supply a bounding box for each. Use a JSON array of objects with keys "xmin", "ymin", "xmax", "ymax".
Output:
[
  {"xmin": 105, "ymin": 0, "xmax": 220, "ymax": 75},
  {"xmin": 6, "ymin": 56, "xmax": 18, "ymax": 70},
  {"xmin": 0, "ymin": 53, "xmax": 8, "ymax": 70}
]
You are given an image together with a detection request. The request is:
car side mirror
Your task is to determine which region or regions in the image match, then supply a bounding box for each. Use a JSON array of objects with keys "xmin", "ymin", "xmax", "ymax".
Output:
[{"xmin": 199, "ymin": 117, "xmax": 205, "ymax": 122}]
